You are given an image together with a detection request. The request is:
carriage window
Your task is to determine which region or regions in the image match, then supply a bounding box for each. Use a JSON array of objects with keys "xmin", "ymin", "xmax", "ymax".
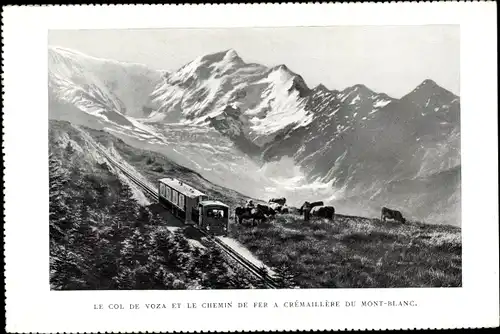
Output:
[
  {"xmin": 159, "ymin": 183, "xmax": 165, "ymax": 196},
  {"xmin": 207, "ymin": 208, "xmax": 225, "ymax": 219},
  {"xmin": 166, "ymin": 187, "xmax": 171, "ymax": 201},
  {"xmin": 172, "ymin": 190, "xmax": 178, "ymax": 205},
  {"xmin": 179, "ymin": 194, "xmax": 185, "ymax": 208}
]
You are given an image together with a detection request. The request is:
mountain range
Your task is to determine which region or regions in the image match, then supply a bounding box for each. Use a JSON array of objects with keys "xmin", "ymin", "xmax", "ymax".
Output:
[{"xmin": 48, "ymin": 46, "xmax": 461, "ymax": 226}]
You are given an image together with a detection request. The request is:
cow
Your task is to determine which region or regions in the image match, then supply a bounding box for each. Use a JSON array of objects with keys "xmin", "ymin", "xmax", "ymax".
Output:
[
  {"xmin": 310, "ymin": 201, "xmax": 324, "ymax": 208},
  {"xmin": 235, "ymin": 207, "xmax": 251, "ymax": 224},
  {"xmin": 301, "ymin": 202, "xmax": 312, "ymax": 221},
  {"xmin": 381, "ymin": 207, "xmax": 406, "ymax": 224},
  {"xmin": 245, "ymin": 200, "xmax": 255, "ymax": 209},
  {"xmin": 235, "ymin": 206, "xmax": 267, "ymax": 226},
  {"xmin": 257, "ymin": 204, "xmax": 276, "ymax": 218},
  {"xmin": 250, "ymin": 208, "xmax": 267, "ymax": 225},
  {"xmin": 269, "ymin": 197, "xmax": 287, "ymax": 206},
  {"xmin": 268, "ymin": 202, "xmax": 290, "ymax": 214},
  {"xmin": 269, "ymin": 202, "xmax": 283, "ymax": 212},
  {"xmin": 311, "ymin": 206, "xmax": 335, "ymax": 220},
  {"xmin": 299, "ymin": 201, "xmax": 324, "ymax": 215},
  {"xmin": 299, "ymin": 201, "xmax": 309, "ymax": 215}
]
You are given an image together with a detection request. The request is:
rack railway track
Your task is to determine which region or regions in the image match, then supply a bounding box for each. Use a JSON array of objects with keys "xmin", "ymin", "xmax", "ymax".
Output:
[{"xmin": 88, "ymin": 139, "xmax": 279, "ymax": 289}]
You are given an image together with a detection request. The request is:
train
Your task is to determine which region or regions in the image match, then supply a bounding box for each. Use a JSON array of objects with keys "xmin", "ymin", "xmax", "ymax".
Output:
[{"xmin": 158, "ymin": 177, "xmax": 229, "ymax": 236}]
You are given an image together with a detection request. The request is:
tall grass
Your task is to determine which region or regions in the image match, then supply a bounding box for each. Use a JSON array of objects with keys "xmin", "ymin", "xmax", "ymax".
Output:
[{"xmin": 230, "ymin": 214, "xmax": 461, "ymax": 288}]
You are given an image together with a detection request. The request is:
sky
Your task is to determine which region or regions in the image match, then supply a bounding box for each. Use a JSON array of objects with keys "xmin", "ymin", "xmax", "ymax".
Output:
[{"xmin": 49, "ymin": 25, "xmax": 459, "ymax": 98}]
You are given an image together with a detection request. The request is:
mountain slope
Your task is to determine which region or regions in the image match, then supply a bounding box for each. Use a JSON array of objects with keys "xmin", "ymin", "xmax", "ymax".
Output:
[
  {"xmin": 150, "ymin": 49, "xmax": 314, "ymax": 146},
  {"xmin": 255, "ymin": 78, "xmax": 460, "ymax": 225},
  {"xmin": 333, "ymin": 165, "xmax": 461, "ymax": 226},
  {"xmin": 263, "ymin": 80, "xmax": 460, "ymax": 187},
  {"xmin": 261, "ymin": 84, "xmax": 396, "ymax": 171},
  {"xmin": 49, "ymin": 46, "xmax": 163, "ymax": 123}
]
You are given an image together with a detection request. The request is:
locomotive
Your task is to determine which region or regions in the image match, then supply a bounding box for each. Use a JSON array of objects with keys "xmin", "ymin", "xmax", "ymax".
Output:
[{"xmin": 158, "ymin": 177, "xmax": 229, "ymax": 236}]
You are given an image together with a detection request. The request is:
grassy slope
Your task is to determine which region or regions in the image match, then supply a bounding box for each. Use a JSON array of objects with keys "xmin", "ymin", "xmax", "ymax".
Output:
[{"xmin": 230, "ymin": 213, "xmax": 461, "ymax": 288}]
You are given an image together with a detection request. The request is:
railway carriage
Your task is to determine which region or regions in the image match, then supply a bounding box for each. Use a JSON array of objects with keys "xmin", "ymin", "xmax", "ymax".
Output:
[
  {"xmin": 198, "ymin": 200, "xmax": 229, "ymax": 236},
  {"xmin": 158, "ymin": 177, "xmax": 229, "ymax": 235}
]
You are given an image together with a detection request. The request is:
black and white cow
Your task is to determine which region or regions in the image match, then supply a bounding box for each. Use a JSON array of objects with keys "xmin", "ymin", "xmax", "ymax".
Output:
[
  {"xmin": 311, "ymin": 205, "xmax": 335, "ymax": 220},
  {"xmin": 381, "ymin": 207, "xmax": 406, "ymax": 224},
  {"xmin": 269, "ymin": 197, "xmax": 287, "ymax": 206},
  {"xmin": 299, "ymin": 201, "xmax": 324, "ymax": 215}
]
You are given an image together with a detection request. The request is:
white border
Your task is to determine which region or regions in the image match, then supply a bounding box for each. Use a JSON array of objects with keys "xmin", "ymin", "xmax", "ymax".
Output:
[{"xmin": 3, "ymin": 3, "xmax": 499, "ymax": 332}]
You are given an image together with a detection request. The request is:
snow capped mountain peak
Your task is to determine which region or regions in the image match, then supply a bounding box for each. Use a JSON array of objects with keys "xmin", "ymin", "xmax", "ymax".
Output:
[
  {"xmin": 274, "ymin": 64, "xmax": 290, "ymax": 71},
  {"xmin": 49, "ymin": 45, "xmax": 154, "ymax": 70},
  {"xmin": 197, "ymin": 48, "xmax": 244, "ymax": 65},
  {"xmin": 222, "ymin": 49, "xmax": 241, "ymax": 61},
  {"xmin": 49, "ymin": 46, "xmax": 162, "ymax": 122},
  {"xmin": 267, "ymin": 64, "xmax": 311, "ymax": 97},
  {"xmin": 269, "ymin": 64, "xmax": 298, "ymax": 81},
  {"xmin": 270, "ymin": 64, "xmax": 305, "ymax": 81},
  {"xmin": 169, "ymin": 49, "xmax": 247, "ymax": 84},
  {"xmin": 151, "ymin": 53, "xmax": 317, "ymax": 146}
]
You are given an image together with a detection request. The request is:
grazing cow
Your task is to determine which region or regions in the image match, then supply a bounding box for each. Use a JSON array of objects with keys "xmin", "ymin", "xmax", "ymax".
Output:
[
  {"xmin": 310, "ymin": 201, "xmax": 324, "ymax": 208},
  {"xmin": 299, "ymin": 201, "xmax": 324, "ymax": 215},
  {"xmin": 235, "ymin": 206, "xmax": 267, "ymax": 226},
  {"xmin": 234, "ymin": 207, "xmax": 250, "ymax": 224},
  {"xmin": 311, "ymin": 206, "xmax": 335, "ymax": 220},
  {"xmin": 269, "ymin": 202, "xmax": 283, "ymax": 212},
  {"xmin": 257, "ymin": 204, "xmax": 276, "ymax": 218},
  {"xmin": 269, "ymin": 197, "xmax": 287, "ymax": 206},
  {"xmin": 381, "ymin": 207, "xmax": 406, "ymax": 224},
  {"xmin": 251, "ymin": 208, "xmax": 267, "ymax": 224},
  {"xmin": 281, "ymin": 205, "xmax": 289, "ymax": 214}
]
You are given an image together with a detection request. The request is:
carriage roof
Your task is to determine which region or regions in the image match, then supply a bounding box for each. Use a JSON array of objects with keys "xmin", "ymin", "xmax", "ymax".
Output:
[
  {"xmin": 159, "ymin": 177, "xmax": 206, "ymax": 198},
  {"xmin": 199, "ymin": 200, "xmax": 229, "ymax": 208}
]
